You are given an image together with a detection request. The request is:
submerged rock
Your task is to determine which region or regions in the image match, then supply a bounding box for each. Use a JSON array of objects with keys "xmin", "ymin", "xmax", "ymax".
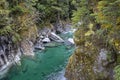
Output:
[
  {"xmin": 44, "ymin": 42, "xmax": 61, "ymax": 47},
  {"xmin": 34, "ymin": 44, "xmax": 45, "ymax": 50}
]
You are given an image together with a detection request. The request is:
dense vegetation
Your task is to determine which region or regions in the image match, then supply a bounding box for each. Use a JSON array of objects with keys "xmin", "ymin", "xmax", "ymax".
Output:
[
  {"xmin": 65, "ymin": 0, "xmax": 120, "ymax": 80},
  {"xmin": 0, "ymin": 0, "xmax": 75, "ymax": 43},
  {"xmin": 0, "ymin": 0, "xmax": 120, "ymax": 80}
]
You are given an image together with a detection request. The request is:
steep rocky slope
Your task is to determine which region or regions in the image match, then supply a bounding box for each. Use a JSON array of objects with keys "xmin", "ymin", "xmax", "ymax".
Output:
[{"xmin": 65, "ymin": 0, "xmax": 120, "ymax": 80}]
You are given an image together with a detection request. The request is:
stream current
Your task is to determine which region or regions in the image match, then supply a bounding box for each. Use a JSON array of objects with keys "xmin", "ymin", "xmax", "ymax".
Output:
[{"xmin": 2, "ymin": 32, "xmax": 74, "ymax": 80}]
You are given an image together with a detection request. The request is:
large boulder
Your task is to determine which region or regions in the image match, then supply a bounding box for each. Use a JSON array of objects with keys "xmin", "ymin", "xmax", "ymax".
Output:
[
  {"xmin": 68, "ymin": 38, "xmax": 74, "ymax": 44},
  {"xmin": 42, "ymin": 38, "xmax": 51, "ymax": 43},
  {"xmin": 49, "ymin": 32, "xmax": 64, "ymax": 43}
]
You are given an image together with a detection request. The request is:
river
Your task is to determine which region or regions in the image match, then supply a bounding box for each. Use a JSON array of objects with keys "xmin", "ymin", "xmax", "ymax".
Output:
[{"xmin": 1, "ymin": 32, "xmax": 75, "ymax": 80}]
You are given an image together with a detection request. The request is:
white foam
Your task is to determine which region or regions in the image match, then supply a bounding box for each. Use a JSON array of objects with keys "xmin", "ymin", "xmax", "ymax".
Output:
[{"xmin": 47, "ymin": 69, "xmax": 67, "ymax": 80}]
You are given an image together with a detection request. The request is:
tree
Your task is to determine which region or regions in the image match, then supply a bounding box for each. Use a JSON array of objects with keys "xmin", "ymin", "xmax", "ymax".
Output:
[{"xmin": 36, "ymin": 0, "xmax": 74, "ymax": 24}]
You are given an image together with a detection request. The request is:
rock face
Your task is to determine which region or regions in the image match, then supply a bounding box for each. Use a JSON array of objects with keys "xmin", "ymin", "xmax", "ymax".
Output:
[
  {"xmin": 65, "ymin": 28, "xmax": 116, "ymax": 80},
  {"xmin": 21, "ymin": 40, "xmax": 35, "ymax": 56},
  {"xmin": 0, "ymin": 36, "xmax": 22, "ymax": 79},
  {"xmin": 19, "ymin": 25, "xmax": 38, "ymax": 56},
  {"xmin": 0, "ymin": 25, "xmax": 38, "ymax": 78}
]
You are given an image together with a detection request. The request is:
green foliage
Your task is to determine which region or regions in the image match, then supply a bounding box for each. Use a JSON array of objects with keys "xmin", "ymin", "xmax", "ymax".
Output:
[
  {"xmin": 71, "ymin": 0, "xmax": 93, "ymax": 25},
  {"xmin": 10, "ymin": 5, "xmax": 29, "ymax": 16},
  {"xmin": 115, "ymin": 65, "xmax": 120, "ymax": 80},
  {"xmin": 71, "ymin": 0, "xmax": 120, "ymax": 79},
  {"xmin": 0, "ymin": 0, "xmax": 37, "ymax": 43},
  {"xmin": 36, "ymin": 0, "xmax": 74, "ymax": 24},
  {"xmin": 12, "ymin": 32, "xmax": 21, "ymax": 43},
  {"xmin": 0, "ymin": 26, "xmax": 12, "ymax": 35},
  {"xmin": 96, "ymin": 0, "xmax": 120, "ymax": 26},
  {"xmin": 0, "ymin": 0, "xmax": 11, "ymax": 34},
  {"xmin": 0, "ymin": 0, "xmax": 75, "ymax": 42}
]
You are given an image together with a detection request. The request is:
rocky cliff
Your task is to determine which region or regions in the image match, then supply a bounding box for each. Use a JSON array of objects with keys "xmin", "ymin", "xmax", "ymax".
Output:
[
  {"xmin": 0, "ymin": 1, "xmax": 39, "ymax": 78},
  {"xmin": 65, "ymin": 0, "xmax": 120, "ymax": 80},
  {"xmin": 65, "ymin": 27, "xmax": 118, "ymax": 80},
  {"xmin": 0, "ymin": 25, "xmax": 38, "ymax": 78}
]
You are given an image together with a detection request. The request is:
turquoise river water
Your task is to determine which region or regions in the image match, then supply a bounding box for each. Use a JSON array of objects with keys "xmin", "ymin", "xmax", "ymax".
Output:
[{"xmin": 2, "ymin": 33, "xmax": 74, "ymax": 80}]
